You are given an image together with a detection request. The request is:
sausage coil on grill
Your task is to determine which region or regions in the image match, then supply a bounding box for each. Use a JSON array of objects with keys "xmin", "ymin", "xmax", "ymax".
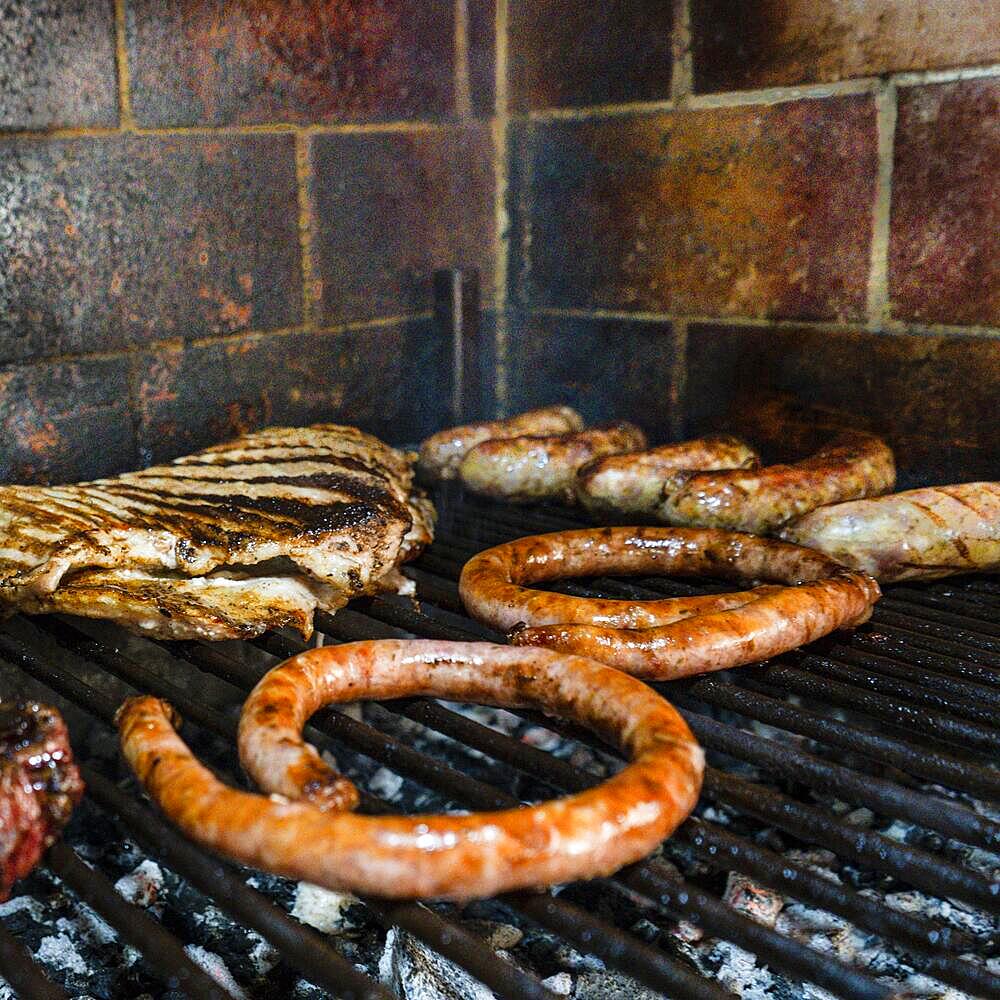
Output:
[
  {"xmin": 418, "ymin": 405, "xmax": 584, "ymax": 481},
  {"xmin": 576, "ymin": 435, "xmax": 760, "ymax": 519},
  {"xmin": 781, "ymin": 482, "xmax": 1000, "ymax": 582},
  {"xmin": 118, "ymin": 640, "xmax": 703, "ymax": 901},
  {"xmin": 655, "ymin": 432, "xmax": 896, "ymax": 535},
  {"xmin": 459, "ymin": 423, "xmax": 648, "ymax": 504},
  {"xmin": 459, "ymin": 528, "xmax": 880, "ymax": 680}
]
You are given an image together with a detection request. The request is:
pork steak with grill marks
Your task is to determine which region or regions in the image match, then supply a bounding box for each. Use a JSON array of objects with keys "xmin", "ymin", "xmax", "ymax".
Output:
[{"xmin": 0, "ymin": 425, "xmax": 434, "ymax": 640}]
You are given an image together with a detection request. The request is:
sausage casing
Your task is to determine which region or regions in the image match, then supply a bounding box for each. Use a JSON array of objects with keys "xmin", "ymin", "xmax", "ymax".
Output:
[
  {"xmin": 460, "ymin": 527, "xmax": 880, "ymax": 680},
  {"xmin": 781, "ymin": 482, "xmax": 1000, "ymax": 581},
  {"xmin": 459, "ymin": 423, "xmax": 647, "ymax": 504},
  {"xmin": 118, "ymin": 641, "xmax": 703, "ymax": 901},
  {"xmin": 656, "ymin": 432, "xmax": 896, "ymax": 534},
  {"xmin": 418, "ymin": 405, "xmax": 584, "ymax": 481},
  {"xmin": 576, "ymin": 435, "xmax": 759, "ymax": 518}
]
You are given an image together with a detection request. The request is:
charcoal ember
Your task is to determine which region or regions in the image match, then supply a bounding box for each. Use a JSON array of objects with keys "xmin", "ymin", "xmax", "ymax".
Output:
[
  {"xmin": 573, "ymin": 968, "xmax": 666, "ymax": 999},
  {"xmin": 541, "ymin": 971, "xmax": 572, "ymax": 994},
  {"xmin": 724, "ymin": 872, "xmax": 784, "ymax": 927},
  {"xmin": 291, "ymin": 882, "xmax": 360, "ymax": 935},
  {"xmin": 0, "ymin": 701, "xmax": 84, "ymax": 900}
]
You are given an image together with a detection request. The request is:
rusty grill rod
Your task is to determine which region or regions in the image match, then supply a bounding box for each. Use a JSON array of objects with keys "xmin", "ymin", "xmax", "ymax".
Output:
[{"xmin": 0, "ymin": 921, "xmax": 70, "ymax": 1000}]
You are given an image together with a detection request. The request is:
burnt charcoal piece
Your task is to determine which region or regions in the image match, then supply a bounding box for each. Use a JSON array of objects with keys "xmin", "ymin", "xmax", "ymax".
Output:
[{"xmin": 0, "ymin": 702, "xmax": 84, "ymax": 900}]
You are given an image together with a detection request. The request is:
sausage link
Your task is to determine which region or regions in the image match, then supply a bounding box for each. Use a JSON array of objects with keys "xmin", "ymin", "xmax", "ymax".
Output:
[
  {"xmin": 656, "ymin": 432, "xmax": 896, "ymax": 534},
  {"xmin": 459, "ymin": 423, "xmax": 647, "ymax": 504},
  {"xmin": 576, "ymin": 435, "xmax": 759, "ymax": 518},
  {"xmin": 118, "ymin": 641, "xmax": 703, "ymax": 901},
  {"xmin": 781, "ymin": 482, "xmax": 1000, "ymax": 582},
  {"xmin": 459, "ymin": 527, "xmax": 880, "ymax": 680},
  {"xmin": 418, "ymin": 405, "xmax": 584, "ymax": 481}
]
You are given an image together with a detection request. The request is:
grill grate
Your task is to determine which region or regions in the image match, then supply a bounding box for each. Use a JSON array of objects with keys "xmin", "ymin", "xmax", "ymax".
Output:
[{"xmin": 0, "ymin": 491, "xmax": 997, "ymax": 999}]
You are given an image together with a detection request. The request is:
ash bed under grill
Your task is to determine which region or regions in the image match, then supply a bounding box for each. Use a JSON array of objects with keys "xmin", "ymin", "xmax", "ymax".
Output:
[{"xmin": 0, "ymin": 491, "xmax": 997, "ymax": 1000}]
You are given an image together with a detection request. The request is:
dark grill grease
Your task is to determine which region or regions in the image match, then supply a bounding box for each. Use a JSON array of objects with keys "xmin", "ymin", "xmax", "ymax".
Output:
[{"xmin": 0, "ymin": 702, "xmax": 84, "ymax": 900}]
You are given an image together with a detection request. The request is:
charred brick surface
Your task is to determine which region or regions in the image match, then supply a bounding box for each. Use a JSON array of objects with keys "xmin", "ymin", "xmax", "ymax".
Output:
[
  {"xmin": 0, "ymin": 1, "xmax": 118, "ymax": 129},
  {"xmin": 311, "ymin": 125, "xmax": 495, "ymax": 324},
  {"xmin": 506, "ymin": 312, "xmax": 679, "ymax": 437},
  {"xmin": 685, "ymin": 324, "xmax": 1000, "ymax": 487},
  {"xmin": 691, "ymin": 0, "xmax": 1000, "ymax": 92},
  {"xmin": 508, "ymin": 0, "xmax": 673, "ymax": 111},
  {"xmin": 890, "ymin": 80, "xmax": 1000, "ymax": 326},
  {"xmin": 126, "ymin": 0, "xmax": 455, "ymax": 126},
  {"xmin": 512, "ymin": 98, "xmax": 877, "ymax": 321},
  {"xmin": 468, "ymin": 0, "xmax": 496, "ymax": 116},
  {"xmin": 133, "ymin": 318, "xmax": 448, "ymax": 463},
  {"xmin": 0, "ymin": 135, "xmax": 301, "ymax": 364},
  {"xmin": 0, "ymin": 357, "xmax": 135, "ymax": 484}
]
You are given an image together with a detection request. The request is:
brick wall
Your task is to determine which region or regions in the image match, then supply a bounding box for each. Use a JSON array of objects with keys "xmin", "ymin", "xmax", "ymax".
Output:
[
  {"xmin": 505, "ymin": 0, "xmax": 1000, "ymax": 487},
  {"xmin": 3, "ymin": 2, "xmax": 999, "ymax": 488},
  {"xmin": 0, "ymin": 0, "xmax": 499, "ymax": 482}
]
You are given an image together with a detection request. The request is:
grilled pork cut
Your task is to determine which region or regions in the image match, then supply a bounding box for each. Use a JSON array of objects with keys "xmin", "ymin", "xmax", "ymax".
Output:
[
  {"xmin": 0, "ymin": 425, "xmax": 434, "ymax": 640},
  {"xmin": 0, "ymin": 702, "xmax": 84, "ymax": 900}
]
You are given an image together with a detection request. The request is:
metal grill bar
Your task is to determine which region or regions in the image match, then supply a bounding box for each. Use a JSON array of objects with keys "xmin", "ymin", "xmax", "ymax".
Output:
[{"xmin": 0, "ymin": 922, "xmax": 70, "ymax": 1000}]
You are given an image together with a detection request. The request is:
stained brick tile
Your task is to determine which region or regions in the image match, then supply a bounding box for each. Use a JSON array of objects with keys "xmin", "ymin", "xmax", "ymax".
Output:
[
  {"xmin": 691, "ymin": 1, "xmax": 1000, "ymax": 92},
  {"xmin": 506, "ymin": 312, "xmax": 679, "ymax": 438},
  {"xmin": 311, "ymin": 126, "xmax": 495, "ymax": 324},
  {"xmin": 0, "ymin": 357, "xmax": 135, "ymax": 484},
  {"xmin": 127, "ymin": 0, "xmax": 455, "ymax": 127},
  {"xmin": 0, "ymin": 1, "xmax": 118, "ymax": 129},
  {"xmin": 0, "ymin": 135, "xmax": 301, "ymax": 364},
  {"xmin": 889, "ymin": 80, "xmax": 1000, "ymax": 327},
  {"xmin": 508, "ymin": 1, "xmax": 672, "ymax": 111},
  {"xmin": 134, "ymin": 320, "xmax": 449, "ymax": 463},
  {"xmin": 685, "ymin": 324, "xmax": 1000, "ymax": 488},
  {"xmin": 513, "ymin": 98, "xmax": 877, "ymax": 321},
  {"xmin": 468, "ymin": 0, "xmax": 496, "ymax": 116}
]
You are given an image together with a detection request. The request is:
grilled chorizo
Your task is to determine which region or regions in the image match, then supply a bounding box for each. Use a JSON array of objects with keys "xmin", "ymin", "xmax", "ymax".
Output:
[
  {"xmin": 652, "ymin": 432, "xmax": 895, "ymax": 535},
  {"xmin": 459, "ymin": 528, "xmax": 880, "ymax": 680},
  {"xmin": 418, "ymin": 405, "xmax": 584, "ymax": 481},
  {"xmin": 781, "ymin": 482, "xmax": 1000, "ymax": 582},
  {"xmin": 459, "ymin": 423, "xmax": 647, "ymax": 504},
  {"xmin": 118, "ymin": 641, "xmax": 703, "ymax": 901},
  {"xmin": 576, "ymin": 435, "xmax": 759, "ymax": 518}
]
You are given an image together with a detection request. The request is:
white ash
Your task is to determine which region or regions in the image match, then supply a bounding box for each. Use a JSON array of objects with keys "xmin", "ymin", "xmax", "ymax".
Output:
[
  {"xmin": 520, "ymin": 726, "xmax": 562, "ymax": 752},
  {"xmin": 291, "ymin": 882, "xmax": 359, "ymax": 934},
  {"xmin": 574, "ymin": 968, "xmax": 667, "ymax": 999},
  {"xmin": 247, "ymin": 935, "xmax": 281, "ymax": 977},
  {"xmin": 369, "ymin": 766, "xmax": 406, "ymax": 801},
  {"xmin": 541, "ymin": 971, "xmax": 573, "ymax": 994},
  {"xmin": 379, "ymin": 926, "xmax": 497, "ymax": 1000},
  {"xmin": 54, "ymin": 910, "xmax": 116, "ymax": 949},
  {"xmin": 185, "ymin": 944, "xmax": 249, "ymax": 999},
  {"xmin": 36, "ymin": 933, "xmax": 88, "ymax": 975},
  {"xmin": 114, "ymin": 859, "xmax": 164, "ymax": 908},
  {"xmin": 0, "ymin": 895, "xmax": 47, "ymax": 922},
  {"xmin": 551, "ymin": 943, "xmax": 606, "ymax": 972}
]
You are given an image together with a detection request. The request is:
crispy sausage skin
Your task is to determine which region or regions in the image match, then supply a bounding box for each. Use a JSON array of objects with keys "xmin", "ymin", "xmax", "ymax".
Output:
[
  {"xmin": 459, "ymin": 527, "xmax": 880, "ymax": 680},
  {"xmin": 655, "ymin": 432, "xmax": 896, "ymax": 535},
  {"xmin": 781, "ymin": 482, "xmax": 1000, "ymax": 582},
  {"xmin": 418, "ymin": 405, "xmax": 584, "ymax": 481},
  {"xmin": 118, "ymin": 641, "xmax": 703, "ymax": 901},
  {"xmin": 459, "ymin": 423, "xmax": 648, "ymax": 504},
  {"xmin": 576, "ymin": 435, "xmax": 759, "ymax": 519}
]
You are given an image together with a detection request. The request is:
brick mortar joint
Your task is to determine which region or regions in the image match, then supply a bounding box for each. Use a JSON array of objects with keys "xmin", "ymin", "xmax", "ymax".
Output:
[
  {"xmin": 520, "ymin": 60, "xmax": 1000, "ymax": 122},
  {"xmin": 866, "ymin": 81, "xmax": 898, "ymax": 330},
  {"xmin": 524, "ymin": 306, "xmax": 1000, "ymax": 340}
]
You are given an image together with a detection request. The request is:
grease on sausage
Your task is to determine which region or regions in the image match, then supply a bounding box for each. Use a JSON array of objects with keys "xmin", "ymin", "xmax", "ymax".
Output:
[
  {"xmin": 576, "ymin": 435, "xmax": 759, "ymax": 519},
  {"xmin": 459, "ymin": 423, "xmax": 647, "ymax": 504},
  {"xmin": 655, "ymin": 432, "xmax": 896, "ymax": 534},
  {"xmin": 117, "ymin": 641, "xmax": 703, "ymax": 901},
  {"xmin": 418, "ymin": 405, "xmax": 584, "ymax": 481},
  {"xmin": 459, "ymin": 527, "xmax": 880, "ymax": 680}
]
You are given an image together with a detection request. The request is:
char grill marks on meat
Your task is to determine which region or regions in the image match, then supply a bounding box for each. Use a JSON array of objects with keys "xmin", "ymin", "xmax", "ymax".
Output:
[
  {"xmin": 0, "ymin": 702, "xmax": 83, "ymax": 900},
  {"xmin": 0, "ymin": 425, "xmax": 434, "ymax": 640}
]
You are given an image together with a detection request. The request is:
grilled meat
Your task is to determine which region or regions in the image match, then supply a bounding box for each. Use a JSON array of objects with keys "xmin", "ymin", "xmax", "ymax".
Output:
[
  {"xmin": 0, "ymin": 702, "xmax": 84, "ymax": 900},
  {"xmin": 418, "ymin": 405, "xmax": 585, "ymax": 481},
  {"xmin": 781, "ymin": 482, "xmax": 1000, "ymax": 582},
  {"xmin": 0, "ymin": 425, "xmax": 434, "ymax": 640}
]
